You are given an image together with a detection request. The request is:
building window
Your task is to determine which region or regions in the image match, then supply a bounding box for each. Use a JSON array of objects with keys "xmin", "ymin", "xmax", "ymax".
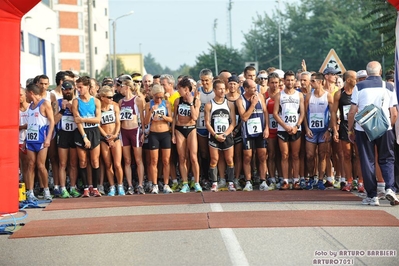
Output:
[
  {"xmin": 94, "ymin": 23, "xmax": 96, "ymax": 31},
  {"xmin": 21, "ymin": 31, "xmax": 24, "ymax": 52},
  {"xmin": 105, "ymin": 31, "xmax": 108, "ymax": 39},
  {"xmin": 78, "ymin": 13, "xmax": 83, "ymax": 30},
  {"xmin": 105, "ymin": 8, "xmax": 107, "ymax": 16},
  {"xmin": 95, "ymin": 47, "xmax": 98, "ymax": 55},
  {"xmin": 28, "ymin": 33, "xmax": 40, "ymax": 55},
  {"xmin": 80, "ymin": 59, "xmax": 85, "ymax": 71},
  {"xmin": 92, "ymin": 0, "xmax": 96, "ymax": 8},
  {"xmin": 79, "ymin": 36, "xmax": 84, "ymax": 53}
]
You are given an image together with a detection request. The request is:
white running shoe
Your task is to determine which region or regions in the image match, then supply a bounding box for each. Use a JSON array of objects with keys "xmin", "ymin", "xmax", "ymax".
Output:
[
  {"xmin": 151, "ymin": 184, "xmax": 159, "ymax": 194},
  {"xmin": 259, "ymin": 181, "xmax": 269, "ymax": 191},
  {"xmin": 243, "ymin": 182, "xmax": 253, "ymax": 192},
  {"xmin": 362, "ymin": 197, "xmax": 379, "ymax": 206},
  {"xmin": 163, "ymin": 184, "xmax": 173, "ymax": 194}
]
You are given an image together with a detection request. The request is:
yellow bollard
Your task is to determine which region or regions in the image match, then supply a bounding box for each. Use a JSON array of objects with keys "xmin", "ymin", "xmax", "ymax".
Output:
[{"xmin": 19, "ymin": 183, "xmax": 26, "ymax": 201}]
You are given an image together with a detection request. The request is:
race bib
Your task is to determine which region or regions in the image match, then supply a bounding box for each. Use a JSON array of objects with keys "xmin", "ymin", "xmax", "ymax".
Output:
[
  {"xmin": 197, "ymin": 112, "xmax": 205, "ymax": 129},
  {"xmin": 309, "ymin": 112, "xmax": 324, "ymax": 129},
  {"xmin": 120, "ymin": 108, "xmax": 133, "ymax": 121},
  {"xmin": 152, "ymin": 107, "xmax": 166, "ymax": 120},
  {"xmin": 26, "ymin": 125, "xmax": 39, "ymax": 141},
  {"xmin": 247, "ymin": 117, "xmax": 262, "ymax": 135},
  {"xmin": 83, "ymin": 122, "xmax": 97, "ymax": 128},
  {"xmin": 61, "ymin": 116, "xmax": 76, "ymax": 131},
  {"xmin": 343, "ymin": 105, "xmax": 350, "ymax": 121},
  {"xmin": 178, "ymin": 104, "xmax": 191, "ymax": 117},
  {"xmin": 102, "ymin": 111, "xmax": 115, "ymax": 124},
  {"xmin": 269, "ymin": 114, "xmax": 277, "ymax": 129},
  {"xmin": 283, "ymin": 113, "xmax": 298, "ymax": 126},
  {"xmin": 214, "ymin": 117, "xmax": 229, "ymax": 133}
]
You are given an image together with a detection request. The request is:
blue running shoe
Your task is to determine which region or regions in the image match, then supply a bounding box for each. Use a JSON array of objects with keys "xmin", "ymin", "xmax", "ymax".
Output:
[
  {"xmin": 53, "ymin": 188, "xmax": 61, "ymax": 198},
  {"xmin": 317, "ymin": 180, "xmax": 326, "ymax": 190},
  {"xmin": 118, "ymin": 185, "xmax": 126, "ymax": 196},
  {"xmin": 194, "ymin": 183, "xmax": 202, "ymax": 193},
  {"xmin": 180, "ymin": 183, "xmax": 190, "ymax": 193},
  {"xmin": 299, "ymin": 179, "xmax": 307, "ymax": 190},
  {"xmin": 108, "ymin": 186, "xmax": 116, "ymax": 196},
  {"xmin": 305, "ymin": 178, "xmax": 314, "ymax": 190}
]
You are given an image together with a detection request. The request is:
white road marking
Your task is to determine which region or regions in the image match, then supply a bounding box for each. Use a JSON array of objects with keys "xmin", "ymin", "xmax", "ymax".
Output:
[{"xmin": 210, "ymin": 203, "xmax": 249, "ymax": 266}]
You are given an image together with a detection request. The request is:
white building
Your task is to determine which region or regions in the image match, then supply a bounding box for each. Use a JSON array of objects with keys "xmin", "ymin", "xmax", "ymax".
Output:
[{"xmin": 20, "ymin": 0, "xmax": 110, "ymax": 85}]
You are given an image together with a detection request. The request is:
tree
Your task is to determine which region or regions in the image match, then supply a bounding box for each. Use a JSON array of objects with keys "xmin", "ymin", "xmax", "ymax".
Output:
[
  {"xmin": 189, "ymin": 44, "xmax": 245, "ymax": 78},
  {"xmin": 144, "ymin": 53, "xmax": 164, "ymax": 75},
  {"xmin": 242, "ymin": 0, "xmax": 385, "ymax": 72},
  {"xmin": 96, "ymin": 57, "xmax": 130, "ymax": 81}
]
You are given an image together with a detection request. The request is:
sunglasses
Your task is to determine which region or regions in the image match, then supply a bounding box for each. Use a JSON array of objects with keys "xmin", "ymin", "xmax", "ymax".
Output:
[
  {"xmin": 104, "ymin": 96, "xmax": 113, "ymax": 99},
  {"xmin": 310, "ymin": 80, "xmax": 316, "ymax": 83},
  {"xmin": 154, "ymin": 96, "xmax": 164, "ymax": 100},
  {"xmin": 133, "ymin": 80, "xmax": 142, "ymax": 84},
  {"xmin": 259, "ymin": 78, "xmax": 268, "ymax": 80}
]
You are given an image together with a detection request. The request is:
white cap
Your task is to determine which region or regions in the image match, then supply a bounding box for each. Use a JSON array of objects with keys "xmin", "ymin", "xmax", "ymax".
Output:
[
  {"xmin": 257, "ymin": 73, "xmax": 268, "ymax": 79},
  {"xmin": 356, "ymin": 70, "xmax": 367, "ymax": 79},
  {"xmin": 273, "ymin": 69, "xmax": 285, "ymax": 79}
]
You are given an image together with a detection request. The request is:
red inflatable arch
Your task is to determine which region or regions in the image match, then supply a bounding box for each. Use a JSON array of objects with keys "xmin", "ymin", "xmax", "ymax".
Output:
[{"xmin": 0, "ymin": 0, "xmax": 40, "ymax": 214}]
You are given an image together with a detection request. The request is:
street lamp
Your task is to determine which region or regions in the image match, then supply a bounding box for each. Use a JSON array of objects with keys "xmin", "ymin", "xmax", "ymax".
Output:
[
  {"xmin": 277, "ymin": 0, "xmax": 282, "ymax": 69},
  {"xmin": 111, "ymin": 11, "xmax": 134, "ymax": 78}
]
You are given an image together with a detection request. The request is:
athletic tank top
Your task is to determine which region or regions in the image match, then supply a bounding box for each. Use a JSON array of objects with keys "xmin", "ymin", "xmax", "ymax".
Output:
[
  {"xmin": 339, "ymin": 88, "xmax": 352, "ymax": 132},
  {"xmin": 19, "ymin": 108, "xmax": 29, "ymax": 144},
  {"xmin": 226, "ymin": 96, "xmax": 241, "ymax": 133},
  {"xmin": 26, "ymin": 99, "xmax": 49, "ymax": 143},
  {"xmin": 57, "ymin": 98, "xmax": 76, "ymax": 132},
  {"xmin": 307, "ymin": 91, "xmax": 330, "ymax": 133},
  {"xmin": 149, "ymin": 99, "xmax": 168, "ymax": 121},
  {"xmin": 177, "ymin": 97, "xmax": 193, "ymax": 117},
  {"xmin": 197, "ymin": 87, "xmax": 214, "ymax": 130},
  {"xmin": 44, "ymin": 91, "xmax": 52, "ymax": 102},
  {"xmin": 241, "ymin": 95, "xmax": 265, "ymax": 138},
  {"xmin": 120, "ymin": 96, "xmax": 139, "ymax": 121},
  {"xmin": 210, "ymin": 98, "xmax": 231, "ymax": 135},
  {"xmin": 51, "ymin": 90, "xmax": 63, "ymax": 101},
  {"xmin": 277, "ymin": 90, "xmax": 301, "ymax": 131},
  {"xmin": 101, "ymin": 104, "xmax": 116, "ymax": 125},
  {"xmin": 77, "ymin": 96, "xmax": 98, "ymax": 128},
  {"xmin": 265, "ymin": 93, "xmax": 278, "ymax": 134}
]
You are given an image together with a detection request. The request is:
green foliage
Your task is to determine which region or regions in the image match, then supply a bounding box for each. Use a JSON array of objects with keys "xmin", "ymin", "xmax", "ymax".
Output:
[
  {"xmin": 241, "ymin": 0, "xmax": 393, "ymax": 72},
  {"xmin": 96, "ymin": 57, "xmax": 130, "ymax": 81},
  {"xmin": 189, "ymin": 44, "xmax": 245, "ymax": 78},
  {"xmin": 144, "ymin": 53, "xmax": 164, "ymax": 75}
]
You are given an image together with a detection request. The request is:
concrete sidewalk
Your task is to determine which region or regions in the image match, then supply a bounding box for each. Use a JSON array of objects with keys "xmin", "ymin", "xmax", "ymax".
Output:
[{"xmin": 1, "ymin": 192, "xmax": 398, "ymax": 266}]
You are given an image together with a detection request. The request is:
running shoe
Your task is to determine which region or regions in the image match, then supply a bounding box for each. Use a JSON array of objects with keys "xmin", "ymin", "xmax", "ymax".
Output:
[
  {"xmin": 227, "ymin": 183, "xmax": 236, "ymax": 192},
  {"xmin": 43, "ymin": 190, "xmax": 52, "ymax": 201},
  {"xmin": 144, "ymin": 181, "xmax": 153, "ymax": 193},
  {"xmin": 342, "ymin": 182, "xmax": 352, "ymax": 192},
  {"xmin": 333, "ymin": 180, "xmax": 342, "ymax": 189},
  {"xmin": 151, "ymin": 184, "xmax": 159, "ymax": 194},
  {"xmin": 163, "ymin": 184, "xmax": 173, "ymax": 194},
  {"xmin": 171, "ymin": 182, "xmax": 180, "ymax": 192},
  {"xmin": 118, "ymin": 185, "xmax": 126, "ymax": 196},
  {"xmin": 377, "ymin": 187, "xmax": 386, "ymax": 200},
  {"xmin": 127, "ymin": 186, "xmax": 134, "ymax": 195},
  {"xmin": 293, "ymin": 182, "xmax": 302, "ymax": 190},
  {"xmin": 53, "ymin": 188, "xmax": 61, "ymax": 198},
  {"xmin": 233, "ymin": 179, "xmax": 242, "ymax": 191},
  {"xmin": 194, "ymin": 183, "xmax": 203, "ymax": 193},
  {"xmin": 97, "ymin": 185, "xmax": 106, "ymax": 195},
  {"xmin": 189, "ymin": 180, "xmax": 196, "ymax": 189},
  {"xmin": 137, "ymin": 185, "xmax": 145, "ymax": 195},
  {"xmin": 218, "ymin": 178, "xmax": 227, "ymax": 191},
  {"xmin": 362, "ymin": 197, "xmax": 379, "ymax": 206},
  {"xmin": 60, "ymin": 189, "xmax": 71, "ymax": 199},
  {"xmin": 268, "ymin": 182, "xmax": 276, "ymax": 191},
  {"xmin": 180, "ymin": 183, "xmax": 190, "ymax": 193},
  {"xmin": 89, "ymin": 186, "xmax": 94, "ymax": 196},
  {"xmin": 108, "ymin": 186, "xmax": 116, "ymax": 196},
  {"xmin": 324, "ymin": 181, "xmax": 334, "ymax": 189},
  {"xmin": 385, "ymin": 189, "xmax": 399, "ymax": 206},
  {"xmin": 27, "ymin": 191, "xmax": 38, "ymax": 202},
  {"xmin": 357, "ymin": 183, "xmax": 365, "ymax": 193},
  {"xmin": 352, "ymin": 180, "xmax": 358, "ymax": 190},
  {"xmin": 280, "ymin": 182, "xmax": 289, "ymax": 190},
  {"xmin": 305, "ymin": 179, "xmax": 314, "ymax": 190},
  {"xmin": 299, "ymin": 179, "xmax": 307, "ymax": 190},
  {"xmin": 259, "ymin": 181, "xmax": 269, "ymax": 191},
  {"xmin": 211, "ymin": 182, "xmax": 218, "ymax": 192},
  {"xmin": 317, "ymin": 180, "xmax": 326, "ymax": 190},
  {"xmin": 69, "ymin": 188, "xmax": 81, "ymax": 198},
  {"xmin": 243, "ymin": 182, "xmax": 253, "ymax": 192},
  {"xmin": 92, "ymin": 189, "xmax": 101, "ymax": 197},
  {"xmin": 82, "ymin": 189, "xmax": 90, "ymax": 198}
]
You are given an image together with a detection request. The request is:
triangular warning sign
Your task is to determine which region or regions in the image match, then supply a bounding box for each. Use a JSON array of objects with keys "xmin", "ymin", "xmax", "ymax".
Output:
[{"xmin": 319, "ymin": 49, "xmax": 346, "ymax": 73}]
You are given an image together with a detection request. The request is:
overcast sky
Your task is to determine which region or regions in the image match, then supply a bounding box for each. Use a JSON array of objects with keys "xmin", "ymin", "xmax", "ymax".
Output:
[{"xmin": 109, "ymin": 0, "xmax": 295, "ymax": 70}]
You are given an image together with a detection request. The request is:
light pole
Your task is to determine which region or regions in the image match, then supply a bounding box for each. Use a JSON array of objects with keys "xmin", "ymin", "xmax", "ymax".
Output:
[
  {"xmin": 111, "ymin": 11, "xmax": 134, "ymax": 78},
  {"xmin": 213, "ymin": 19, "xmax": 218, "ymax": 75},
  {"xmin": 277, "ymin": 0, "xmax": 282, "ymax": 70}
]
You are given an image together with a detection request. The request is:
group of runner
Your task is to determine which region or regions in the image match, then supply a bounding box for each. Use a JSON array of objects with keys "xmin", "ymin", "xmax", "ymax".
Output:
[{"xmin": 19, "ymin": 64, "xmax": 395, "ymax": 203}]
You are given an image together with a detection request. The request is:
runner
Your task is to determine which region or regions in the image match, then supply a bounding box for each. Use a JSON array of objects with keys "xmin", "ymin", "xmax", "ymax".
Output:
[
  {"xmin": 25, "ymin": 84, "xmax": 54, "ymax": 201},
  {"xmin": 205, "ymin": 79, "xmax": 237, "ymax": 192},
  {"xmin": 72, "ymin": 76, "xmax": 102, "ymax": 198}
]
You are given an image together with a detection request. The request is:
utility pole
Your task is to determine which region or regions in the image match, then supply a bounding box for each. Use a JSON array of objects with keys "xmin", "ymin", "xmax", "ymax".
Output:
[
  {"xmin": 213, "ymin": 19, "xmax": 219, "ymax": 75},
  {"xmin": 228, "ymin": 0, "xmax": 233, "ymax": 48},
  {"xmin": 277, "ymin": 0, "xmax": 282, "ymax": 69}
]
